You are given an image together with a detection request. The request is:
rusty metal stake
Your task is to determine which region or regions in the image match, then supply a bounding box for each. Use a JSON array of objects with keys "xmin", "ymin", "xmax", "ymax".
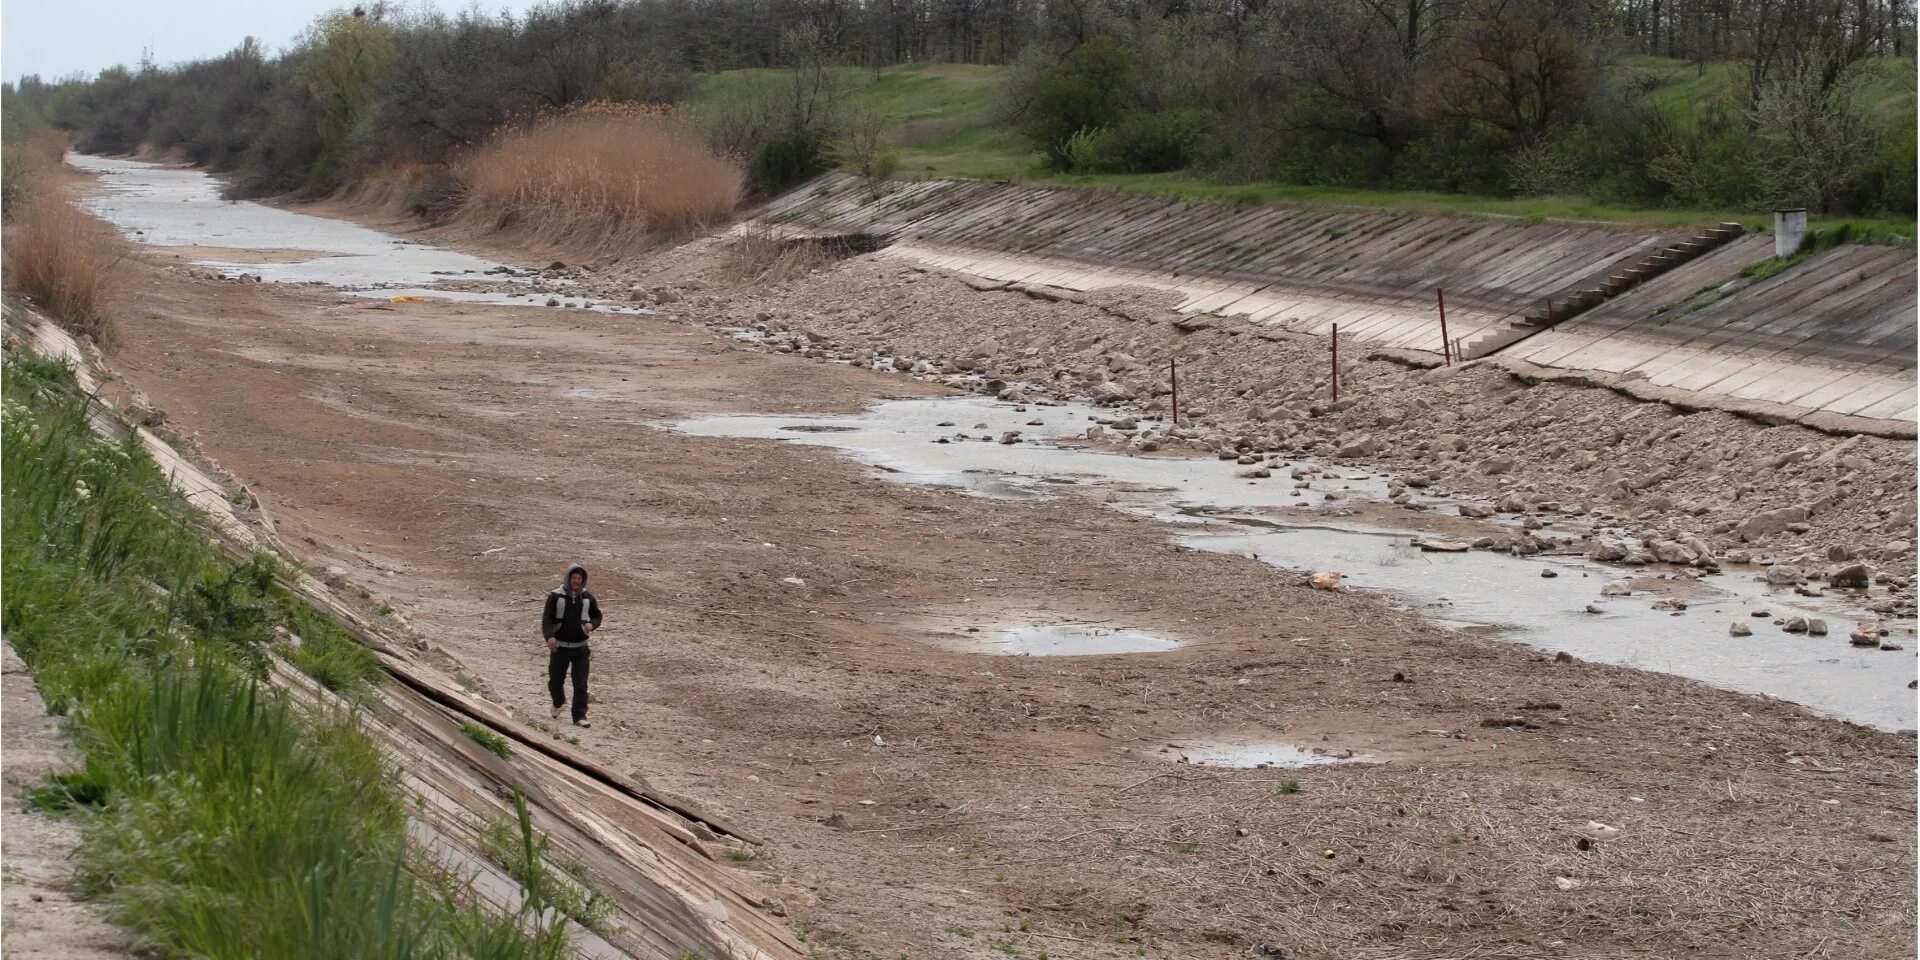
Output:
[
  {"xmin": 1170, "ymin": 358, "xmax": 1179, "ymax": 426},
  {"xmin": 1331, "ymin": 323, "xmax": 1339, "ymax": 401},
  {"xmin": 1437, "ymin": 287, "xmax": 1451, "ymax": 366}
]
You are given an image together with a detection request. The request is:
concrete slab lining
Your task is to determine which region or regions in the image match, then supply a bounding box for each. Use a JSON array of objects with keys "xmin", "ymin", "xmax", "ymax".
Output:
[{"xmin": 759, "ymin": 174, "xmax": 1916, "ymax": 433}]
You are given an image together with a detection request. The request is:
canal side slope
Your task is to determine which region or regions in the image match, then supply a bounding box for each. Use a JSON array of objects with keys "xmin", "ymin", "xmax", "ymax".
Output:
[{"xmin": 758, "ymin": 174, "xmax": 1916, "ymax": 435}]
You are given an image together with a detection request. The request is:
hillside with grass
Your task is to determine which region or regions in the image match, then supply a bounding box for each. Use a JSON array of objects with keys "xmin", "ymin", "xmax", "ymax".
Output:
[{"xmin": 690, "ymin": 57, "xmax": 1916, "ymax": 239}]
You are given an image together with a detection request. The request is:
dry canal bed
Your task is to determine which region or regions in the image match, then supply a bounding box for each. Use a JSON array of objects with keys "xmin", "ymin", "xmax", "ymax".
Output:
[{"xmin": 59, "ymin": 155, "xmax": 1920, "ymax": 959}]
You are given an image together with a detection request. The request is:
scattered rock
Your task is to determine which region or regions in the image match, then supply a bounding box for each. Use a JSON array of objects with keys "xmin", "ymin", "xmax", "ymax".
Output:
[
  {"xmin": 1763, "ymin": 564, "xmax": 1803, "ymax": 586},
  {"xmin": 1413, "ymin": 538, "xmax": 1471, "ymax": 553},
  {"xmin": 1782, "ymin": 616, "xmax": 1808, "ymax": 633},
  {"xmin": 1336, "ymin": 435, "xmax": 1381, "ymax": 458},
  {"xmin": 1581, "ymin": 821, "xmax": 1622, "ymax": 842},
  {"xmin": 1458, "ymin": 503, "xmax": 1495, "ymax": 519},
  {"xmin": 1729, "ymin": 621, "xmax": 1752, "ymax": 636},
  {"xmin": 1309, "ymin": 571, "xmax": 1343, "ymax": 590},
  {"xmin": 1806, "ymin": 618, "xmax": 1829, "ymax": 636},
  {"xmin": 1827, "ymin": 562, "xmax": 1872, "ymax": 588},
  {"xmin": 1849, "ymin": 621, "xmax": 1881, "ymax": 646},
  {"xmin": 1600, "ymin": 581, "xmax": 1633, "ymax": 597}
]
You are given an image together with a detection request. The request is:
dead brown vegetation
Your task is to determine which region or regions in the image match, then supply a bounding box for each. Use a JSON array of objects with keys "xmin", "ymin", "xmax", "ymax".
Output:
[
  {"xmin": 457, "ymin": 103, "xmax": 744, "ymax": 255},
  {"xmin": 2, "ymin": 139, "xmax": 121, "ymax": 340}
]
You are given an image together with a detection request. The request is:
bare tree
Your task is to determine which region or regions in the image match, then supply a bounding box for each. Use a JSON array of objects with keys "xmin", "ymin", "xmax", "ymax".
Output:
[{"xmin": 1435, "ymin": 0, "xmax": 1594, "ymax": 143}]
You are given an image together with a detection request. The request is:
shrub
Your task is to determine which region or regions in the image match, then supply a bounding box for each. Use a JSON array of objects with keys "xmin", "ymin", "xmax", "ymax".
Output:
[
  {"xmin": 1063, "ymin": 108, "xmax": 1219, "ymax": 174},
  {"xmin": 458, "ymin": 102, "xmax": 744, "ymax": 252},
  {"xmin": 751, "ymin": 129, "xmax": 828, "ymax": 194},
  {"xmin": 1021, "ymin": 37, "xmax": 1139, "ymax": 170}
]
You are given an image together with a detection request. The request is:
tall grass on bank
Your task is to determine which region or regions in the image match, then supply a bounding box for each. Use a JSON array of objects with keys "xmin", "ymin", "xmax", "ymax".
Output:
[
  {"xmin": 3, "ymin": 136, "xmax": 121, "ymax": 340},
  {"xmin": 458, "ymin": 102, "xmax": 744, "ymax": 252},
  {"xmin": 3, "ymin": 194, "xmax": 121, "ymax": 340},
  {"xmin": 0, "ymin": 347, "xmax": 572, "ymax": 959},
  {"xmin": 1, "ymin": 130, "xmax": 69, "ymax": 216}
]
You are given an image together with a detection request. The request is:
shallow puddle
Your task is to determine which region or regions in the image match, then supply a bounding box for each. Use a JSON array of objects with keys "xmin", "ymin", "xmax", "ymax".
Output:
[
  {"xmin": 1163, "ymin": 741, "xmax": 1376, "ymax": 769},
  {"xmin": 678, "ymin": 396, "xmax": 1917, "ymax": 731},
  {"xmin": 675, "ymin": 396, "xmax": 1401, "ymax": 509},
  {"xmin": 957, "ymin": 624, "xmax": 1180, "ymax": 656}
]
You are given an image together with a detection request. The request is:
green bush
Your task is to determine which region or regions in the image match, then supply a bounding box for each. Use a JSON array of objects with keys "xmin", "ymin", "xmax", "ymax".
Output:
[
  {"xmin": 751, "ymin": 129, "xmax": 828, "ymax": 194},
  {"xmin": 1021, "ymin": 37, "xmax": 1139, "ymax": 170},
  {"xmin": 1062, "ymin": 108, "xmax": 1219, "ymax": 174}
]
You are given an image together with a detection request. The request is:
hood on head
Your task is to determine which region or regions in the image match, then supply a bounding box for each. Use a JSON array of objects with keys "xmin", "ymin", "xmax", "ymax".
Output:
[{"xmin": 563, "ymin": 563, "xmax": 588, "ymax": 589}]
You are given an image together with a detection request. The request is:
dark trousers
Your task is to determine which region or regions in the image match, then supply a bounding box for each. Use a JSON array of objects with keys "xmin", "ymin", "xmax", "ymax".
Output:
[{"xmin": 547, "ymin": 645, "xmax": 590, "ymax": 722}]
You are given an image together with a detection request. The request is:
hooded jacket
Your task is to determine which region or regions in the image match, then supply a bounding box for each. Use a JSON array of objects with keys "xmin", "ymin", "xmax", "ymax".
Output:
[{"xmin": 542, "ymin": 563, "xmax": 603, "ymax": 647}]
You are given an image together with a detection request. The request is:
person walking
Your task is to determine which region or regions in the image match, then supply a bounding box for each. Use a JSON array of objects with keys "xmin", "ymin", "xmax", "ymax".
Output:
[{"xmin": 542, "ymin": 563, "xmax": 602, "ymax": 728}]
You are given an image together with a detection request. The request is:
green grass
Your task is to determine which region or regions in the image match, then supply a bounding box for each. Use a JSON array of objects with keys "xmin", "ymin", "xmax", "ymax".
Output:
[
  {"xmin": 689, "ymin": 59, "xmax": 1915, "ymax": 239},
  {"xmin": 1628, "ymin": 55, "xmax": 1916, "ymax": 133},
  {"xmin": 461, "ymin": 723, "xmax": 514, "ymax": 760},
  {"xmin": 1, "ymin": 347, "xmax": 575, "ymax": 959},
  {"xmin": 478, "ymin": 798, "xmax": 620, "ymax": 935}
]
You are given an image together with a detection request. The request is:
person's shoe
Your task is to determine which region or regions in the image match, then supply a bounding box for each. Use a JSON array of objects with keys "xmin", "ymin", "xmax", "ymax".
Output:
[
  {"xmin": 551, "ymin": 705, "xmax": 564, "ymax": 721},
  {"xmin": 573, "ymin": 719, "xmax": 591, "ymax": 729}
]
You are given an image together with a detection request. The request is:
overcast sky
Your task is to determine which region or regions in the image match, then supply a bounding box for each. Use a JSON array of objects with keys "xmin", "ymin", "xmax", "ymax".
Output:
[{"xmin": 1, "ymin": 1, "xmax": 532, "ymax": 84}]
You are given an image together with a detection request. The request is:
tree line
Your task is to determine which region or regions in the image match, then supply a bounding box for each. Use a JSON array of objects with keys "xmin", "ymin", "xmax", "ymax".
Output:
[{"xmin": 5, "ymin": 0, "xmax": 1914, "ymax": 216}]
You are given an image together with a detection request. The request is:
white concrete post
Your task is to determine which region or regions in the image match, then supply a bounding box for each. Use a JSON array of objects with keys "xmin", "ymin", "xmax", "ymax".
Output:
[{"xmin": 1774, "ymin": 208, "xmax": 1807, "ymax": 259}]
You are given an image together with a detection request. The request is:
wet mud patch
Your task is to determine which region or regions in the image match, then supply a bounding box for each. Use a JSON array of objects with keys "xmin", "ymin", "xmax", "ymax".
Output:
[
  {"xmin": 1160, "ymin": 739, "xmax": 1379, "ymax": 769},
  {"xmin": 946, "ymin": 622, "xmax": 1181, "ymax": 657}
]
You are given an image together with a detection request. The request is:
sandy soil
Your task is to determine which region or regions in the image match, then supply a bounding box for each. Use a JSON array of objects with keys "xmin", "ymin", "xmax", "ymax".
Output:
[
  {"xmin": 74, "ymin": 240, "xmax": 1917, "ymax": 960},
  {"xmin": 2, "ymin": 646, "xmax": 136, "ymax": 958}
]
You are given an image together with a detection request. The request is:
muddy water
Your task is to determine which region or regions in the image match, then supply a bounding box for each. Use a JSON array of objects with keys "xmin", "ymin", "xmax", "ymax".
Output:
[
  {"xmin": 71, "ymin": 155, "xmax": 644, "ymax": 313},
  {"xmin": 677, "ymin": 397, "xmax": 1918, "ymax": 731}
]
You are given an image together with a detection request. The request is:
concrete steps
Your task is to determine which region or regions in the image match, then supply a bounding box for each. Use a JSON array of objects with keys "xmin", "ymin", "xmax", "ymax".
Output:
[{"xmin": 1459, "ymin": 222, "xmax": 1746, "ymax": 359}]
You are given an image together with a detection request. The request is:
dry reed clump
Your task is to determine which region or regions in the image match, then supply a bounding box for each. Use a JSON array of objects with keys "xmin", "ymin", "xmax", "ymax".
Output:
[
  {"xmin": 3, "ymin": 189, "xmax": 122, "ymax": 341},
  {"xmin": 457, "ymin": 103, "xmax": 744, "ymax": 252},
  {"xmin": 722, "ymin": 224, "xmax": 830, "ymax": 284}
]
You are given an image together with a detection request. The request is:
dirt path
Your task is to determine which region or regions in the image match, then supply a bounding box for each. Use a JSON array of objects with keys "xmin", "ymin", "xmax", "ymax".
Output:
[
  {"xmin": 2, "ymin": 646, "xmax": 136, "ymax": 958},
  {"xmin": 89, "ymin": 241, "xmax": 1916, "ymax": 959}
]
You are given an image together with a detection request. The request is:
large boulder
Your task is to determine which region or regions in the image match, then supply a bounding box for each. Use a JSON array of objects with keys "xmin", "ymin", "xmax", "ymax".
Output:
[{"xmin": 1735, "ymin": 505, "xmax": 1811, "ymax": 543}]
